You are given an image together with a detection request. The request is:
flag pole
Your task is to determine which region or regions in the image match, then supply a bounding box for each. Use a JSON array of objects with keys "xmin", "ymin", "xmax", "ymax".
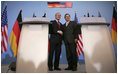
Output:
[{"xmin": 74, "ymin": 10, "xmax": 77, "ymax": 14}]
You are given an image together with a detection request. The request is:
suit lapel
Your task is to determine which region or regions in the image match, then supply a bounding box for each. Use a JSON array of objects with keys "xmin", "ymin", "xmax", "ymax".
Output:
[
  {"xmin": 64, "ymin": 23, "xmax": 66, "ymax": 28},
  {"xmin": 66, "ymin": 21, "xmax": 71, "ymax": 27}
]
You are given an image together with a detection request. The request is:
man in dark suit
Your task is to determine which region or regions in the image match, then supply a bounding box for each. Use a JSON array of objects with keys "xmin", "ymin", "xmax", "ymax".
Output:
[
  {"xmin": 48, "ymin": 12, "xmax": 63, "ymax": 71},
  {"xmin": 63, "ymin": 13, "xmax": 78, "ymax": 71}
]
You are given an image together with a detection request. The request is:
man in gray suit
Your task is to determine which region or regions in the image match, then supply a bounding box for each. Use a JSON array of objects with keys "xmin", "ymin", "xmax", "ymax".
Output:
[{"xmin": 63, "ymin": 13, "xmax": 78, "ymax": 71}]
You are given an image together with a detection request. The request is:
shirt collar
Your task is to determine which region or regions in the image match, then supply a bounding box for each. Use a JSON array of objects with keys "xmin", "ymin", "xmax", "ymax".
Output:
[
  {"xmin": 55, "ymin": 19, "xmax": 59, "ymax": 23},
  {"xmin": 66, "ymin": 21, "xmax": 70, "ymax": 24}
]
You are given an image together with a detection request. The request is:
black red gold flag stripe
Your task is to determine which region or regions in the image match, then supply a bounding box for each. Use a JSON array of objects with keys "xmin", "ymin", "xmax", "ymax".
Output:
[
  {"xmin": 111, "ymin": 6, "xmax": 117, "ymax": 44},
  {"xmin": 47, "ymin": 2, "xmax": 72, "ymax": 8},
  {"xmin": 9, "ymin": 10, "xmax": 22, "ymax": 57}
]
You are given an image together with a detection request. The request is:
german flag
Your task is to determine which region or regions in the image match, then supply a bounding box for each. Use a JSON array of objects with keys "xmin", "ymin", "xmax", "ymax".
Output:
[
  {"xmin": 9, "ymin": 10, "xmax": 22, "ymax": 57},
  {"xmin": 47, "ymin": 2, "xmax": 72, "ymax": 8},
  {"xmin": 111, "ymin": 6, "xmax": 117, "ymax": 44}
]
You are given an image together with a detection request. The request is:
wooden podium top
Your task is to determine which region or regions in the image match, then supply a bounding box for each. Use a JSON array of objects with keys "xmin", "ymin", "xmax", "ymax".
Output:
[
  {"xmin": 20, "ymin": 17, "xmax": 50, "ymax": 25},
  {"xmin": 79, "ymin": 17, "xmax": 110, "ymax": 26}
]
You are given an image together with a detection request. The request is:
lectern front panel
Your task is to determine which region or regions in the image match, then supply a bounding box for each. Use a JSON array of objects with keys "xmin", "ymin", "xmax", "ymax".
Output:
[
  {"xmin": 16, "ymin": 23, "xmax": 48, "ymax": 72},
  {"xmin": 81, "ymin": 17, "xmax": 116, "ymax": 73}
]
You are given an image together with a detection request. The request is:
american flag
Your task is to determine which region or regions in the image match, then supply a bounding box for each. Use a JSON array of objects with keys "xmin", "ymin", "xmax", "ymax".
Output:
[
  {"xmin": 74, "ymin": 12, "xmax": 84, "ymax": 56},
  {"xmin": 76, "ymin": 34, "xmax": 84, "ymax": 56},
  {"xmin": 1, "ymin": 6, "xmax": 8, "ymax": 53}
]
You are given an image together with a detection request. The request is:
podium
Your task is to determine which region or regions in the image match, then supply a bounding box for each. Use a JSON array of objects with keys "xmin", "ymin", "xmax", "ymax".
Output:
[
  {"xmin": 80, "ymin": 17, "xmax": 116, "ymax": 73},
  {"xmin": 16, "ymin": 17, "xmax": 50, "ymax": 73}
]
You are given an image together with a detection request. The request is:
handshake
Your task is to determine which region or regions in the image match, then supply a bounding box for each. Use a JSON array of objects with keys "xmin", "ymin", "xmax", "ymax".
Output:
[{"xmin": 57, "ymin": 30, "xmax": 63, "ymax": 35}]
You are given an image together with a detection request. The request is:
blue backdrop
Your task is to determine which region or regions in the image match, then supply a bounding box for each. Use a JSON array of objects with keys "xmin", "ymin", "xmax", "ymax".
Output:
[{"xmin": 1, "ymin": 1, "xmax": 117, "ymax": 64}]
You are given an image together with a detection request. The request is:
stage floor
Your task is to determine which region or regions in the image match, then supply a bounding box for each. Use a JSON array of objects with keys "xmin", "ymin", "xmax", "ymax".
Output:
[{"xmin": 1, "ymin": 63, "xmax": 86, "ymax": 73}]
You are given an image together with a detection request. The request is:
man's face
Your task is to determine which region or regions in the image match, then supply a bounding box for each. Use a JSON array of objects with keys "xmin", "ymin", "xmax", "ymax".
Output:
[
  {"xmin": 65, "ymin": 15, "xmax": 70, "ymax": 22},
  {"xmin": 55, "ymin": 13, "xmax": 61, "ymax": 20}
]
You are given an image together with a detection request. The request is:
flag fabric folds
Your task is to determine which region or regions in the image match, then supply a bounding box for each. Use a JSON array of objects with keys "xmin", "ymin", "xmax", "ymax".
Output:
[
  {"xmin": 74, "ymin": 12, "xmax": 78, "ymax": 23},
  {"xmin": 9, "ymin": 10, "xmax": 22, "ymax": 57},
  {"xmin": 48, "ymin": 39, "xmax": 50, "ymax": 53},
  {"xmin": 1, "ymin": 5, "xmax": 8, "ymax": 53},
  {"xmin": 47, "ymin": 2, "xmax": 72, "ymax": 8},
  {"xmin": 111, "ymin": 6, "xmax": 117, "ymax": 44},
  {"xmin": 76, "ymin": 34, "xmax": 84, "ymax": 56},
  {"xmin": 74, "ymin": 12, "xmax": 84, "ymax": 56}
]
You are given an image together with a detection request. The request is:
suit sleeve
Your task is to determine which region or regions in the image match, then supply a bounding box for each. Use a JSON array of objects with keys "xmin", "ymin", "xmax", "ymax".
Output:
[
  {"xmin": 60, "ymin": 24, "xmax": 64, "ymax": 39},
  {"xmin": 50, "ymin": 21, "xmax": 60, "ymax": 34},
  {"xmin": 49, "ymin": 21, "xmax": 53, "ymax": 34},
  {"xmin": 53, "ymin": 23, "xmax": 58, "ymax": 34},
  {"xmin": 60, "ymin": 23, "xmax": 64, "ymax": 32}
]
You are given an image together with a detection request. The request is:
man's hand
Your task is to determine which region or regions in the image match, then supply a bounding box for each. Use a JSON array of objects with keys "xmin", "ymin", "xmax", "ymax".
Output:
[{"xmin": 57, "ymin": 30, "xmax": 63, "ymax": 35}]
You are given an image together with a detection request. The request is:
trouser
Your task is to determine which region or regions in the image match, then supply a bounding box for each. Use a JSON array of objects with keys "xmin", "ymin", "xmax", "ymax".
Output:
[
  {"xmin": 64, "ymin": 41, "xmax": 77, "ymax": 68},
  {"xmin": 48, "ymin": 38, "xmax": 61, "ymax": 68}
]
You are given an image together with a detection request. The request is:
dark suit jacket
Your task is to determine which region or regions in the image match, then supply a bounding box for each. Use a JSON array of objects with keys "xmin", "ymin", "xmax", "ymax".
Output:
[
  {"xmin": 49, "ymin": 20, "xmax": 63, "ymax": 43},
  {"xmin": 74, "ymin": 24, "xmax": 81, "ymax": 39},
  {"xmin": 62, "ymin": 21, "xmax": 77, "ymax": 43}
]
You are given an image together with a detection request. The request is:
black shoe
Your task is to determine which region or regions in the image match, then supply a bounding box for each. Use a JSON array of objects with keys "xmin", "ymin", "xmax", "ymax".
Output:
[
  {"xmin": 65, "ymin": 67, "xmax": 72, "ymax": 70},
  {"xmin": 54, "ymin": 67, "xmax": 61, "ymax": 70},
  {"xmin": 72, "ymin": 67, "xmax": 77, "ymax": 71},
  {"xmin": 49, "ymin": 67, "xmax": 53, "ymax": 71}
]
